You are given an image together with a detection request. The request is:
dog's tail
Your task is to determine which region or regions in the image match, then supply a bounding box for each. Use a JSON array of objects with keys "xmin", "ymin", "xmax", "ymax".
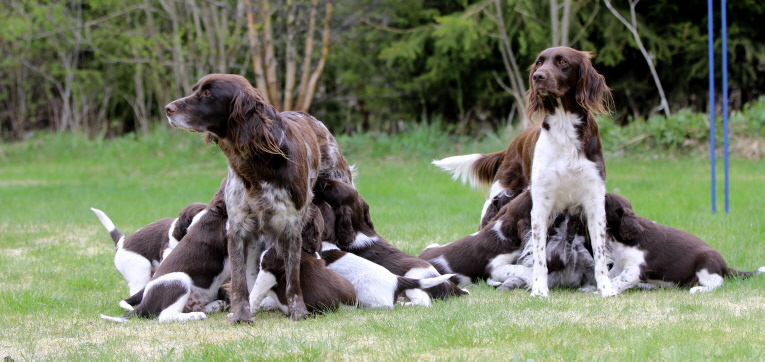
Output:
[
  {"xmin": 90, "ymin": 207, "xmax": 125, "ymax": 248},
  {"xmin": 725, "ymin": 266, "xmax": 765, "ymax": 278},
  {"xmin": 432, "ymin": 151, "xmax": 504, "ymax": 189},
  {"xmin": 395, "ymin": 273, "xmax": 455, "ymax": 294},
  {"xmin": 100, "ymin": 310, "xmax": 134, "ymax": 323}
]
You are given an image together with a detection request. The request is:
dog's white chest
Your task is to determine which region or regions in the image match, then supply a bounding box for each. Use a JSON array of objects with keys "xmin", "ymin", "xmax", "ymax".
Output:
[{"xmin": 530, "ymin": 110, "xmax": 603, "ymax": 209}]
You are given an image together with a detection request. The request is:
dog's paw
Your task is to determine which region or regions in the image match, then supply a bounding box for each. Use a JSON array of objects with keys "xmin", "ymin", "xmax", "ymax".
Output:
[
  {"xmin": 187, "ymin": 312, "xmax": 207, "ymax": 321},
  {"xmin": 499, "ymin": 277, "xmax": 527, "ymax": 291},
  {"xmin": 578, "ymin": 285, "xmax": 596, "ymax": 293},
  {"xmin": 228, "ymin": 311, "xmax": 253, "ymax": 324},
  {"xmin": 529, "ymin": 285, "xmax": 549, "ymax": 298},
  {"xmin": 597, "ymin": 287, "xmax": 618, "ymax": 297}
]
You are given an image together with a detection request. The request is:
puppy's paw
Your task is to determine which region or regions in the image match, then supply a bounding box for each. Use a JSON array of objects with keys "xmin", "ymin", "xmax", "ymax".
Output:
[
  {"xmin": 187, "ymin": 312, "xmax": 207, "ymax": 321},
  {"xmin": 597, "ymin": 287, "xmax": 618, "ymax": 297},
  {"xmin": 498, "ymin": 277, "xmax": 526, "ymax": 291},
  {"xmin": 578, "ymin": 285, "xmax": 596, "ymax": 293}
]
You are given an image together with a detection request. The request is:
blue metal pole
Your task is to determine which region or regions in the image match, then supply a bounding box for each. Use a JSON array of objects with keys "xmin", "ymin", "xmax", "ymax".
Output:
[
  {"xmin": 708, "ymin": 0, "xmax": 716, "ymax": 214},
  {"xmin": 721, "ymin": 0, "xmax": 730, "ymax": 213}
]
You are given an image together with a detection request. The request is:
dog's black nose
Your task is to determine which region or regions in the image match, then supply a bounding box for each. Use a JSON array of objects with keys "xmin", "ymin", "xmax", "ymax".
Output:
[
  {"xmin": 533, "ymin": 71, "xmax": 546, "ymax": 82},
  {"xmin": 165, "ymin": 103, "xmax": 177, "ymax": 117}
]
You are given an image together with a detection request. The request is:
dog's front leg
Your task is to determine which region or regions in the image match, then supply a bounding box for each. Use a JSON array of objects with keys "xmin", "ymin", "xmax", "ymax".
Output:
[
  {"xmin": 228, "ymin": 230, "xmax": 252, "ymax": 324},
  {"xmin": 281, "ymin": 231, "xmax": 310, "ymax": 321},
  {"xmin": 585, "ymin": 199, "xmax": 617, "ymax": 297},
  {"xmin": 529, "ymin": 201, "xmax": 551, "ymax": 297}
]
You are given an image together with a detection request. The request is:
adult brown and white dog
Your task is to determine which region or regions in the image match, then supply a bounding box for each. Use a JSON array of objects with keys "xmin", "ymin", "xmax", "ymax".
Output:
[
  {"xmin": 314, "ymin": 179, "xmax": 469, "ymax": 305},
  {"xmin": 433, "ymin": 47, "xmax": 616, "ymax": 297},
  {"xmin": 166, "ymin": 74, "xmax": 353, "ymax": 322},
  {"xmin": 604, "ymin": 193, "xmax": 764, "ymax": 294},
  {"xmin": 91, "ymin": 202, "xmax": 207, "ymax": 296},
  {"xmin": 101, "ymin": 182, "xmax": 231, "ymax": 323}
]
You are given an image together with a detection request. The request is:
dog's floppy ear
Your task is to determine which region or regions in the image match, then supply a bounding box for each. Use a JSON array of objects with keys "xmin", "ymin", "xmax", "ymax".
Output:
[
  {"xmin": 619, "ymin": 208, "xmax": 643, "ymax": 240},
  {"xmin": 575, "ymin": 51, "xmax": 611, "ymax": 117},
  {"xmin": 229, "ymin": 86, "xmax": 285, "ymax": 158}
]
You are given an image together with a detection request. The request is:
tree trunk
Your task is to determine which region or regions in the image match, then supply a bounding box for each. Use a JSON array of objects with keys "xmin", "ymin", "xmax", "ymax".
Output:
[{"xmin": 604, "ymin": 0, "xmax": 671, "ymax": 116}]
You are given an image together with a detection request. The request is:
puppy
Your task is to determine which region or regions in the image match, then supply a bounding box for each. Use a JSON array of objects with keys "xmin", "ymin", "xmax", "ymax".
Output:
[
  {"xmin": 418, "ymin": 191, "xmax": 532, "ymax": 286},
  {"xmin": 91, "ymin": 202, "xmax": 207, "ymax": 295},
  {"xmin": 605, "ymin": 193, "xmax": 765, "ymax": 293},
  {"xmin": 101, "ymin": 180, "xmax": 230, "ymax": 323},
  {"xmin": 248, "ymin": 204, "xmax": 357, "ymax": 315},
  {"xmin": 321, "ymin": 242, "xmax": 455, "ymax": 309},
  {"xmin": 490, "ymin": 214, "xmax": 596, "ymax": 291},
  {"xmin": 314, "ymin": 179, "xmax": 468, "ymax": 306}
]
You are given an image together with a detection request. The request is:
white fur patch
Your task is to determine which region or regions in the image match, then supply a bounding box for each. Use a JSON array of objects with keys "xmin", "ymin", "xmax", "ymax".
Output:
[
  {"xmin": 324, "ymin": 248, "xmax": 399, "ymax": 309},
  {"xmin": 348, "ymin": 232, "xmax": 379, "ymax": 251},
  {"xmin": 689, "ymin": 269, "xmax": 724, "ymax": 294},
  {"xmin": 114, "ymin": 248, "xmax": 152, "ymax": 296},
  {"xmin": 609, "ymin": 243, "xmax": 646, "ymax": 293}
]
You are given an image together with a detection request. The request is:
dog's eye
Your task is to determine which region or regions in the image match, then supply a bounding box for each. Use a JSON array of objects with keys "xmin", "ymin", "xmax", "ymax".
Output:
[
  {"xmin": 201, "ymin": 89, "xmax": 211, "ymax": 97},
  {"xmin": 558, "ymin": 59, "xmax": 568, "ymax": 65},
  {"xmin": 535, "ymin": 61, "xmax": 542, "ymax": 66}
]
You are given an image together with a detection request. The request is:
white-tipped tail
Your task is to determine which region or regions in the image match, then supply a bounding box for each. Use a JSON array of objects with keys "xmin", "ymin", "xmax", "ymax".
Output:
[
  {"xmin": 757, "ymin": 267, "xmax": 765, "ymax": 275},
  {"xmin": 432, "ymin": 154, "xmax": 484, "ymax": 188},
  {"xmin": 100, "ymin": 314, "xmax": 129, "ymax": 323},
  {"xmin": 119, "ymin": 300, "xmax": 134, "ymax": 311},
  {"xmin": 417, "ymin": 273, "xmax": 456, "ymax": 289},
  {"xmin": 90, "ymin": 208, "xmax": 116, "ymax": 232}
]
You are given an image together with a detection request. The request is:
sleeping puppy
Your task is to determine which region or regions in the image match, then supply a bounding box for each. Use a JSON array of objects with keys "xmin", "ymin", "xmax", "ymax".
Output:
[
  {"xmin": 248, "ymin": 204, "xmax": 357, "ymax": 315},
  {"xmin": 418, "ymin": 190, "xmax": 531, "ymax": 286},
  {"xmin": 605, "ymin": 193, "xmax": 765, "ymax": 293},
  {"xmin": 490, "ymin": 214, "xmax": 596, "ymax": 291},
  {"xmin": 91, "ymin": 202, "xmax": 207, "ymax": 296},
  {"xmin": 321, "ymin": 242, "xmax": 455, "ymax": 309},
  {"xmin": 314, "ymin": 179, "xmax": 469, "ymax": 306},
  {"xmin": 101, "ymin": 179, "xmax": 230, "ymax": 323}
]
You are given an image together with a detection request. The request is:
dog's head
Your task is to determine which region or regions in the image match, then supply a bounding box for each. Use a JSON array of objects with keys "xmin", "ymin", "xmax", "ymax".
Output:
[
  {"xmin": 165, "ymin": 74, "xmax": 284, "ymax": 157},
  {"xmin": 526, "ymin": 47, "xmax": 611, "ymax": 120},
  {"xmin": 604, "ymin": 193, "xmax": 643, "ymax": 241},
  {"xmin": 313, "ymin": 179, "xmax": 375, "ymax": 248}
]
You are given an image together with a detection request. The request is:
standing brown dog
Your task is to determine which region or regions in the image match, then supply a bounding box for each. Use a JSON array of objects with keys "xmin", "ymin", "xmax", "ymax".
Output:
[{"xmin": 166, "ymin": 74, "xmax": 353, "ymax": 322}]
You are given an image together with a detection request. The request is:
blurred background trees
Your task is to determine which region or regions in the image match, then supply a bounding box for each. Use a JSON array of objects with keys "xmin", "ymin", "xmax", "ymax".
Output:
[{"xmin": 1, "ymin": 0, "xmax": 763, "ymax": 141}]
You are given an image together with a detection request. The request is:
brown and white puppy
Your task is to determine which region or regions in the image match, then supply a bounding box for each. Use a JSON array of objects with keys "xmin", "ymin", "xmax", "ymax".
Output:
[
  {"xmin": 418, "ymin": 191, "xmax": 531, "ymax": 286},
  {"xmin": 321, "ymin": 242, "xmax": 455, "ymax": 309},
  {"xmin": 166, "ymin": 74, "xmax": 353, "ymax": 322},
  {"xmin": 91, "ymin": 202, "xmax": 207, "ymax": 296},
  {"xmin": 248, "ymin": 205, "xmax": 357, "ymax": 315},
  {"xmin": 433, "ymin": 47, "xmax": 615, "ymax": 297},
  {"xmin": 605, "ymin": 193, "xmax": 764, "ymax": 294},
  {"xmin": 314, "ymin": 179, "xmax": 468, "ymax": 305},
  {"xmin": 101, "ymin": 181, "xmax": 230, "ymax": 323},
  {"xmin": 490, "ymin": 214, "xmax": 596, "ymax": 291}
]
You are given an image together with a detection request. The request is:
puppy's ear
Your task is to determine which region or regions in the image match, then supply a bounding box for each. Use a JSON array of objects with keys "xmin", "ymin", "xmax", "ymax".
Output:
[
  {"xmin": 619, "ymin": 209, "xmax": 643, "ymax": 240},
  {"xmin": 334, "ymin": 205, "xmax": 355, "ymax": 249},
  {"xmin": 576, "ymin": 52, "xmax": 611, "ymax": 117}
]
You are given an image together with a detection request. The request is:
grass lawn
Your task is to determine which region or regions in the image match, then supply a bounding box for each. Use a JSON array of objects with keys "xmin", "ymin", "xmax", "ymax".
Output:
[{"xmin": 0, "ymin": 129, "xmax": 763, "ymax": 359}]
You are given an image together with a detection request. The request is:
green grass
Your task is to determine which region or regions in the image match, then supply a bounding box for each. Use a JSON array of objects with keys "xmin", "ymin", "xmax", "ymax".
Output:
[{"xmin": 1, "ymin": 128, "xmax": 763, "ymax": 359}]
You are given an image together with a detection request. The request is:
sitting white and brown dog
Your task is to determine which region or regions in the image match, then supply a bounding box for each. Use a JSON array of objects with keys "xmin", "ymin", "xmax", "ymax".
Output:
[
  {"xmin": 91, "ymin": 202, "xmax": 206, "ymax": 295},
  {"xmin": 101, "ymin": 180, "xmax": 230, "ymax": 323},
  {"xmin": 605, "ymin": 193, "xmax": 764, "ymax": 294}
]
